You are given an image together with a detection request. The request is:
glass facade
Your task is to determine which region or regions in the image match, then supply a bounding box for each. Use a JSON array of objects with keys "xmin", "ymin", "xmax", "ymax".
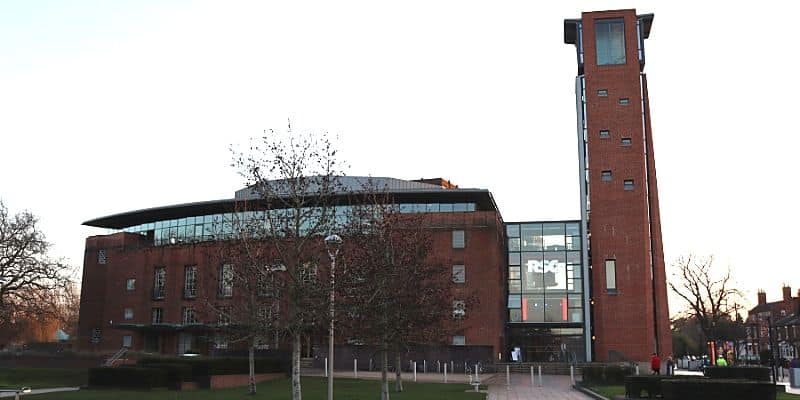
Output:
[
  {"xmin": 116, "ymin": 202, "xmax": 477, "ymax": 246},
  {"xmin": 506, "ymin": 221, "xmax": 586, "ymax": 362}
]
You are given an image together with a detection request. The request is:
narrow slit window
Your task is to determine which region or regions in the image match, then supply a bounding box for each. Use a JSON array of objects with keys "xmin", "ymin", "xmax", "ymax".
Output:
[
  {"xmin": 600, "ymin": 130, "xmax": 610, "ymax": 138},
  {"xmin": 605, "ymin": 259, "xmax": 617, "ymax": 291},
  {"xmin": 597, "ymin": 89, "xmax": 608, "ymax": 97},
  {"xmin": 619, "ymin": 98, "xmax": 630, "ymax": 105},
  {"xmin": 621, "ymin": 137, "xmax": 632, "ymax": 146},
  {"xmin": 601, "ymin": 170, "xmax": 612, "ymax": 182}
]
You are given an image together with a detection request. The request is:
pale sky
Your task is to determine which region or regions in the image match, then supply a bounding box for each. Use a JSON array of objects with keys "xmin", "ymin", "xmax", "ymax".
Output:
[{"xmin": 1, "ymin": 1, "xmax": 797, "ymax": 315}]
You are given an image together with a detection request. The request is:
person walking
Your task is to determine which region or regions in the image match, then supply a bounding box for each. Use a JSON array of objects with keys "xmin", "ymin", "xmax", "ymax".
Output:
[
  {"xmin": 666, "ymin": 354, "xmax": 675, "ymax": 375},
  {"xmin": 716, "ymin": 354, "xmax": 728, "ymax": 367},
  {"xmin": 650, "ymin": 353, "xmax": 661, "ymax": 375}
]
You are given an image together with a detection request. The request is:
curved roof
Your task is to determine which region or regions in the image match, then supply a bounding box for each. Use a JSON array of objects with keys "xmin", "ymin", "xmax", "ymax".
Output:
[{"xmin": 83, "ymin": 176, "xmax": 500, "ymax": 229}]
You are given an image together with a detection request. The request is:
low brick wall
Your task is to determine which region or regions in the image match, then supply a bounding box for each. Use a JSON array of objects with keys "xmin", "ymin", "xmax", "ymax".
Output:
[{"xmin": 209, "ymin": 372, "xmax": 285, "ymax": 389}]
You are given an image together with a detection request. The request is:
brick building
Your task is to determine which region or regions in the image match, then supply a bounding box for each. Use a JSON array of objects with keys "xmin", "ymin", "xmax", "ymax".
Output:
[
  {"xmin": 564, "ymin": 9, "xmax": 671, "ymax": 362},
  {"xmin": 745, "ymin": 286, "xmax": 800, "ymax": 362},
  {"xmin": 77, "ymin": 8, "xmax": 671, "ymax": 364}
]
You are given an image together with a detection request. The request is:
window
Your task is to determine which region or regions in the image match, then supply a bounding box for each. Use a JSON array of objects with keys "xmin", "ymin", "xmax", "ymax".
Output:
[
  {"xmin": 122, "ymin": 335, "xmax": 132, "ymax": 348},
  {"xmin": 124, "ymin": 308, "xmax": 134, "ymax": 320},
  {"xmin": 605, "ymin": 259, "xmax": 617, "ymax": 291},
  {"xmin": 217, "ymin": 306, "xmax": 231, "ymax": 326},
  {"xmin": 453, "ymin": 300, "xmax": 466, "ymax": 319},
  {"xmin": 595, "ymin": 18, "xmax": 626, "ymax": 65},
  {"xmin": 452, "ymin": 335, "xmax": 466, "ymax": 346},
  {"xmin": 126, "ymin": 278, "xmax": 136, "ymax": 291},
  {"xmin": 624, "ymin": 180, "xmax": 635, "ymax": 191},
  {"xmin": 98, "ymin": 249, "xmax": 107, "ymax": 265},
  {"xmin": 621, "ymin": 137, "xmax": 632, "ymax": 146},
  {"xmin": 452, "ymin": 230, "xmax": 465, "ymax": 249},
  {"xmin": 619, "ymin": 98, "xmax": 630, "ymax": 105},
  {"xmin": 452, "ymin": 265, "xmax": 465, "ymax": 283},
  {"xmin": 597, "ymin": 89, "xmax": 608, "ymax": 97},
  {"xmin": 600, "ymin": 130, "xmax": 610, "ymax": 138},
  {"xmin": 151, "ymin": 308, "xmax": 163, "ymax": 324},
  {"xmin": 153, "ymin": 267, "xmax": 166, "ymax": 299},
  {"xmin": 219, "ymin": 264, "xmax": 233, "ymax": 297},
  {"xmin": 182, "ymin": 307, "xmax": 197, "ymax": 324},
  {"xmin": 184, "ymin": 265, "xmax": 197, "ymax": 298},
  {"xmin": 601, "ymin": 170, "xmax": 612, "ymax": 182}
]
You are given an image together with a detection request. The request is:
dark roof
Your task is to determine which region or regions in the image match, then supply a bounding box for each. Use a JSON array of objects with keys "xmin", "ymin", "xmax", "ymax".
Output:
[{"xmin": 83, "ymin": 176, "xmax": 501, "ymax": 229}]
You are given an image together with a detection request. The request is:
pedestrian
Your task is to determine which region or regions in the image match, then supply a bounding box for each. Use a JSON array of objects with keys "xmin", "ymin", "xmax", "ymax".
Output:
[
  {"xmin": 650, "ymin": 353, "xmax": 661, "ymax": 375},
  {"xmin": 716, "ymin": 354, "xmax": 727, "ymax": 367},
  {"xmin": 666, "ymin": 354, "xmax": 675, "ymax": 375}
]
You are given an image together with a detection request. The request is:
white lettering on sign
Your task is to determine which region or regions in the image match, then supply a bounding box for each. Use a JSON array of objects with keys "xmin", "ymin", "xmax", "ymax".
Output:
[{"xmin": 526, "ymin": 259, "xmax": 566, "ymax": 289}]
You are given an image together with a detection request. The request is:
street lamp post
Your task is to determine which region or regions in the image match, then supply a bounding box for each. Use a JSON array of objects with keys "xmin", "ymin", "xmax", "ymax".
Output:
[{"xmin": 325, "ymin": 234, "xmax": 343, "ymax": 400}]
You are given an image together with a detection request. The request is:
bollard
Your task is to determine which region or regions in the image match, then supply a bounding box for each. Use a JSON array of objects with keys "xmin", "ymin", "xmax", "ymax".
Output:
[
  {"xmin": 475, "ymin": 363, "xmax": 479, "ymax": 382},
  {"xmin": 437, "ymin": 360, "xmax": 441, "ymax": 373},
  {"xmin": 635, "ymin": 364, "xmax": 640, "ymax": 376},
  {"xmin": 570, "ymin": 365, "xmax": 575, "ymax": 385},
  {"xmin": 414, "ymin": 361, "xmax": 417, "ymax": 382},
  {"xmin": 530, "ymin": 366, "xmax": 535, "ymax": 387},
  {"xmin": 354, "ymin": 359, "xmax": 358, "ymax": 378},
  {"xmin": 370, "ymin": 358, "xmax": 373, "ymax": 372},
  {"xmin": 324, "ymin": 358, "xmax": 328, "ymax": 377},
  {"xmin": 464, "ymin": 362, "xmax": 467, "ymax": 374},
  {"xmin": 424, "ymin": 359, "xmax": 427, "ymax": 373},
  {"xmin": 451, "ymin": 361, "xmax": 454, "ymax": 374},
  {"xmin": 506, "ymin": 365, "xmax": 510, "ymax": 386},
  {"xmin": 538, "ymin": 365, "xmax": 543, "ymax": 387},
  {"xmin": 444, "ymin": 363, "xmax": 448, "ymax": 383}
]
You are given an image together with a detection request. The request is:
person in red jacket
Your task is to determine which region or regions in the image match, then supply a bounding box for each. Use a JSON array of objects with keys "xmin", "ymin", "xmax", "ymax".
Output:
[{"xmin": 650, "ymin": 353, "xmax": 661, "ymax": 375}]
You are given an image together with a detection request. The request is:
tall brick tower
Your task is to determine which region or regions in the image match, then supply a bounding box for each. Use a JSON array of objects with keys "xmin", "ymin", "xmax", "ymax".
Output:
[{"xmin": 564, "ymin": 10, "xmax": 671, "ymax": 362}]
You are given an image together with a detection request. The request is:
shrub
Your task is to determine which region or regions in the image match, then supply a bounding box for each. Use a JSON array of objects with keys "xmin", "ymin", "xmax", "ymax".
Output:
[
  {"xmin": 704, "ymin": 366, "xmax": 771, "ymax": 381},
  {"xmin": 582, "ymin": 364, "xmax": 635, "ymax": 385},
  {"xmin": 137, "ymin": 356, "xmax": 287, "ymax": 379},
  {"xmin": 661, "ymin": 378, "xmax": 775, "ymax": 400},
  {"xmin": 88, "ymin": 367, "xmax": 168, "ymax": 389},
  {"xmin": 137, "ymin": 363, "xmax": 192, "ymax": 389}
]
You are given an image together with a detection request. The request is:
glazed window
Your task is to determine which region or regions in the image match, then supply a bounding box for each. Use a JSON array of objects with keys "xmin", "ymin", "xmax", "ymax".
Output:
[{"xmin": 596, "ymin": 19, "xmax": 626, "ymax": 65}]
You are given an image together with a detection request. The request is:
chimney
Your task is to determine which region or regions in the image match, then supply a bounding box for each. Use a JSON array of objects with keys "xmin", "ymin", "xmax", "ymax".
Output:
[
  {"xmin": 757, "ymin": 290, "xmax": 766, "ymax": 305},
  {"xmin": 783, "ymin": 285, "xmax": 792, "ymax": 301}
]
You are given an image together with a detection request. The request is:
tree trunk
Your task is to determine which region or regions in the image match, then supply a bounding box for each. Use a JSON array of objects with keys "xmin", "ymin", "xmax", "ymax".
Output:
[
  {"xmin": 394, "ymin": 353, "xmax": 403, "ymax": 392},
  {"xmin": 292, "ymin": 332, "xmax": 302, "ymax": 400},
  {"xmin": 380, "ymin": 347, "xmax": 390, "ymax": 400},
  {"xmin": 249, "ymin": 342, "xmax": 257, "ymax": 395}
]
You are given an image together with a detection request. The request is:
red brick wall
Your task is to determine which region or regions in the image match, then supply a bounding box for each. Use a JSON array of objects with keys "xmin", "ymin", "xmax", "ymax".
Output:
[{"xmin": 581, "ymin": 9, "xmax": 670, "ymax": 362}]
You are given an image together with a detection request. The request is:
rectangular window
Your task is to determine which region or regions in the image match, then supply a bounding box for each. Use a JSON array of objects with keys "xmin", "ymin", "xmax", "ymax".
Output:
[
  {"xmin": 452, "ymin": 265, "xmax": 465, "ymax": 283},
  {"xmin": 219, "ymin": 264, "xmax": 233, "ymax": 297},
  {"xmin": 184, "ymin": 265, "xmax": 197, "ymax": 298},
  {"xmin": 217, "ymin": 306, "xmax": 231, "ymax": 326},
  {"xmin": 619, "ymin": 97, "xmax": 630, "ymax": 105},
  {"xmin": 126, "ymin": 278, "xmax": 136, "ymax": 291},
  {"xmin": 452, "ymin": 335, "xmax": 466, "ymax": 346},
  {"xmin": 605, "ymin": 259, "xmax": 617, "ymax": 291},
  {"xmin": 151, "ymin": 308, "xmax": 163, "ymax": 324},
  {"xmin": 452, "ymin": 230, "xmax": 465, "ymax": 249},
  {"xmin": 600, "ymin": 130, "xmax": 610, "ymax": 138},
  {"xmin": 597, "ymin": 89, "xmax": 608, "ymax": 97},
  {"xmin": 98, "ymin": 249, "xmax": 107, "ymax": 265},
  {"xmin": 601, "ymin": 170, "xmax": 612, "ymax": 181},
  {"xmin": 122, "ymin": 335, "xmax": 132, "ymax": 348},
  {"xmin": 624, "ymin": 179, "xmax": 635, "ymax": 191},
  {"xmin": 596, "ymin": 19, "xmax": 626, "ymax": 65},
  {"xmin": 124, "ymin": 308, "xmax": 134, "ymax": 320},
  {"xmin": 182, "ymin": 306, "xmax": 196, "ymax": 324},
  {"xmin": 153, "ymin": 267, "xmax": 166, "ymax": 299},
  {"xmin": 453, "ymin": 300, "xmax": 466, "ymax": 319},
  {"xmin": 621, "ymin": 137, "xmax": 632, "ymax": 146}
]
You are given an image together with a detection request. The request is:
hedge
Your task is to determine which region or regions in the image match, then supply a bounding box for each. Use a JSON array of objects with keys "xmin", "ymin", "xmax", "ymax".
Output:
[
  {"xmin": 661, "ymin": 378, "xmax": 775, "ymax": 400},
  {"xmin": 138, "ymin": 357, "xmax": 286, "ymax": 378},
  {"xmin": 582, "ymin": 364, "xmax": 635, "ymax": 385},
  {"xmin": 136, "ymin": 363, "xmax": 192, "ymax": 389},
  {"xmin": 88, "ymin": 367, "xmax": 168, "ymax": 389},
  {"xmin": 704, "ymin": 366, "xmax": 771, "ymax": 382}
]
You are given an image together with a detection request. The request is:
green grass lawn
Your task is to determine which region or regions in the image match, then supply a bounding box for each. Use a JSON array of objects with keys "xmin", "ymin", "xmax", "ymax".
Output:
[
  {"xmin": 29, "ymin": 377, "xmax": 483, "ymax": 400},
  {"xmin": 585, "ymin": 384, "xmax": 800, "ymax": 400},
  {"xmin": 0, "ymin": 368, "xmax": 87, "ymax": 389}
]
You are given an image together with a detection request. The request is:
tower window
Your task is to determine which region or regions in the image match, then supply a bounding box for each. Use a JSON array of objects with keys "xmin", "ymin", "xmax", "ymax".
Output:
[
  {"xmin": 597, "ymin": 89, "xmax": 608, "ymax": 97},
  {"xmin": 601, "ymin": 170, "xmax": 612, "ymax": 182},
  {"xmin": 595, "ymin": 19, "xmax": 626, "ymax": 65},
  {"xmin": 452, "ymin": 230, "xmax": 465, "ymax": 249},
  {"xmin": 624, "ymin": 180, "xmax": 635, "ymax": 191},
  {"xmin": 599, "ymin": 130, "xmax": 610, "ymax": 138},
  {"xmin": 621, "ymin": 137, "xmax": 632, "ymax": 146},
  {"xmin": 605, "ymin": 259, "xmax": 617, "ymax": 291},
  {"xmin": 619, "ymin": 98, "xmax": 630, "ymax": 105}
]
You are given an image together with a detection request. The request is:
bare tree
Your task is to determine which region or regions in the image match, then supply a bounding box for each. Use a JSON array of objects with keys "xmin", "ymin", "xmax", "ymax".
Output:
[
  {"xmin": 0, "ymin": 200, "xmax": 72, "ymax": 342},
  {"xmin": 231, "ymin": 126, "xmax": 344, "ymax": 400},
  {"xmin": 669, "ymin": 255, "xmax": 742, "ymax": 344},
  {"xmin": 339, "ymin": 186, "xmax": 465, "ymax": 400}
]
